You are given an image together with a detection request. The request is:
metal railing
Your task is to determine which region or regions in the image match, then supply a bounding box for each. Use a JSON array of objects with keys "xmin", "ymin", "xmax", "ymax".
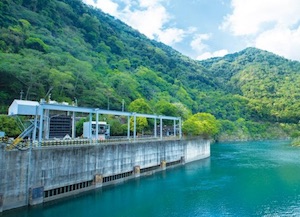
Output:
[
  {"xmin": 38, "ymin": 135, "xmax": 181, "ymax": 147},
  {"xmin": 2, "ymin": 135, "xmax": 181, "ymax": 150}
]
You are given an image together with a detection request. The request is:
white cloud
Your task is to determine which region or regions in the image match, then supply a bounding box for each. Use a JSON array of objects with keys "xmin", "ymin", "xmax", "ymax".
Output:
[
  {"xmin": 83, "ymin": 0, "xmax": 193, "ymax": 46},
  {"xmin": 83, "ymin": 0, "xmax": 229, "ymax": 60},
  {"xmin": 156, "ymin": 28, "xmax": 185, "ymax": 45},
  {"xmin": 221, "ymin": 0, "xmax": 300, "ymax": 60},
  {"xmin": 221, "ymin": 0, "xmax": 300, "ymax": 36},
  {"xmin": 190, "ymin": 34, "xmax": 228, "ymax": 60},
  {"xmin": 119, "ymin": 0, "xmax": 191, "ymax": 45},
  {"xmin": 83, "ymin": 0, "xmax": 119, "ymax": 17},
  {"xmin": 196, "ymin": 50, "xmax": 228, "ymax": 60},
  {"xmin": 157, "ymin": 27, "xmax": 196, "ymax": 46},
  {"xmin": 138, "ymin": 0, "xmax": 167, "ymax": 8},
  {"xmin": 121, "ymin": 3, "xmax": 170, "ymax": 39},
  {"xmin": 255, "ymin": 25, "xmax": 300, "ymax": 60},
  {"xmin": 190, "ymin": 34, "xmax": 211, "ymax": 53}
]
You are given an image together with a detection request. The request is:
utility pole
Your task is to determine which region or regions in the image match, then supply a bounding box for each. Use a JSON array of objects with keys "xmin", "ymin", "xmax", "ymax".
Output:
[
  {"xmin": 20, "ymin": 90, "xmax": 24, "ymax": 100},
  {"xmin": 122, "ymin": 99, "xmax": 125, "ymax": 112},
  {"xmin": 107, "ymin": 96, "xmax": 110, "ymax": 110},
  {"xmin": 74, "ymin": 97, "xmax": 78, "ymax": 106}
]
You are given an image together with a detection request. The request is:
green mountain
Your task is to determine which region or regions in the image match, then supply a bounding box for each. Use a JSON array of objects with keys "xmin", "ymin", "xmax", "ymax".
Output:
[
  {"xmin": 200, "ymin": 48, "xmax": 300, "ymax": 123},
  {"xmin": 1, "ymin": 0, "xmax": 300, "ymax": 127},
  {"xmin": 0, "ymin": 0, "xmax": 216, "ymax": 112}
]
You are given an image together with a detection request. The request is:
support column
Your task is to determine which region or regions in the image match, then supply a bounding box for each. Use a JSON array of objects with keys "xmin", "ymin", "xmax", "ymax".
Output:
[
  {"xmin": 181, "ymin": 156, "xmax": 185, "ymax": 164},
  {"xmin": 179, "ymin": 117, "xmax": 182, "ymax": 139},
  {"xmin": 44, "ymin": 109, "xmax": 49, "ymax": 140},
  {"xmin": 38, "ymin": 106, "xmax": 44, "ymax": 146},
  {"xmin": 89, "ymin": 113, "xmax": 92, "ymax": 140},
  {"xmin": 32, "ymin": 106, "xmax": 38, "ymax": 144},
  {"xmin": 173, "ymin": 119, "xmax": 176, "ymax": 137},
  {"xmin": 0, "ymin": 193, "xmax": 3, "ymax": 213},
  {"xmin": 160, "ymin": 160, "xmax": 166, "ymax": 170},
  {"xmin": 154, "ymin": 118, "xmax": 157, "ymax": 138},
  {"xmin": 72, "ymin": 111, "xmax": 76, "ymax": 139},
  {"xmin": 133, "ymin": 166, "xmax": 140, "ymax": 177},
  {"xmin": 95, "ymin": 111, "xmax": 99, "ymax": 141},
  {"xmin": 94, "ymin": 174, "xmax": 103, "ymax": 188},
  {"xmin": 133, "ymin": 114, "xmax": 136, "ymax": 141},
  {"xmin": 127, "ymin": 116, "xmax": 130, "ymax": 139},
  {"xmin": 160, "ymin": 116, "xmax": 163, "ymax": 140}
]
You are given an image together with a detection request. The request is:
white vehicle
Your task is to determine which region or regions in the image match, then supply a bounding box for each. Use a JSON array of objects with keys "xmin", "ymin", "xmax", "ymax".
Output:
[{"xmin": 83, "ymin": 121, "xmax": 110, "ymax": 139}]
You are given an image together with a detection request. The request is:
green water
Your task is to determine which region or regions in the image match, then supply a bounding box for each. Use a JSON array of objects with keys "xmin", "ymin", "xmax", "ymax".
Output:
[{"xmin": 4, "ymin": 140, "xmax": 300, "ymax": 217}]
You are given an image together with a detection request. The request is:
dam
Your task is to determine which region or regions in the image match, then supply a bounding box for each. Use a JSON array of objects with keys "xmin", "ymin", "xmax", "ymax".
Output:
[
  {"xmin": 0, "ymin": 138, "xmax": 210, "ymax": 212},
  {"xmin": 0, "ymin": 100, "xmax": 210, "ymax": 212}
]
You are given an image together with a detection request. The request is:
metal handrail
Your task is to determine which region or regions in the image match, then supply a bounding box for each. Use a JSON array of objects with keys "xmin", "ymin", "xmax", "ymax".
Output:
[{"xmin": 37, "ymin": 135, "xmax": 180, "ymax": 147}]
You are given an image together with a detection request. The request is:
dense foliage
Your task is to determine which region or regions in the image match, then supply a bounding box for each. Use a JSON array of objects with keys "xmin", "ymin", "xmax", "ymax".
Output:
[
  {"xmin": 182, "ymin": 113, "xmax": 220, "ymax": 138},
  {"xmin": 0, "ymin": 115, "xmax": 21, "ymax": 137},
  {"xmin": 0, "ymin": 0, "xmax": 216, "ymax": 114},
  {"xmin": 200, "ymin": 48, "xmax": 300, "ymax": 123},
  {"xmin": 1, "ymin": 0, "xmax": 300, "ymax": 139}
]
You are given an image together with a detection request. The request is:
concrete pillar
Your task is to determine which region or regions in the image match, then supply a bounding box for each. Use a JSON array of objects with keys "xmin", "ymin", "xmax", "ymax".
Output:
[
  {"xmin": 179, "ymin": 117, "xmax": 182, "ymax": 139},
  {"xmin": 173, "ymin": 119, "xmax": 176, "ymax": 137},
  {"xmin": 89, "ymin": 113, "xmax": 92, "ymax": 140},
  {"xmin": 133, "ymin": 114, "xmax": 136, "ymax": 141},
  {"xmin": 0, "ymin": 193, "xmax": 3, "ymax": 212},
  {"xmin": 32, "ymin": 106, "xmax": 39, "ymax": 143},
  {"xmin": 154, "ymin": 118, "xmax": 157, "ymax": 138},
  {"xmin": 160, "ymin": 160, "xmax": 166, "ymax": 170},
  {"xmin": 72, "ymin": 111, "xmax": 76, "ymax": 139},
  {"xmin": 133, "ymin": 166, "xmax": 140, "ymax": 177},
  {"xmin": 95, "ymin": 112, "xmax": 99, "ymax": 141},
  {"xmin": 44, "ymin": 109, "xmax": 49, "ymax": 140},
  {"xmin": 38, "ymin": 106, "xmax": 44, "ymax": 145},
  {"xmin": 181, "ymin": 156, "xmax": 185, "ymax": 164},
  {"xmin": 94, "ymin": 174, "xmax": 103, "ymax": 188},
  {"xmin": 29, "ymin": 186, "xmax": 44, "ymax": 206},
  {"xmin": 160, "ymin": 117, "xmax": 163, "ymax": 140},
  {"xmin": 127, "ymin": 116, "xmax": 130, "ymax": 139}
]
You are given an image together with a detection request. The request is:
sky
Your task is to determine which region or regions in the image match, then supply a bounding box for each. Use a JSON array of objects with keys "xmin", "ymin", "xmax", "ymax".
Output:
[{"xmin": 82, "ymin": 0, "xmax": 300, "ymax": 61}]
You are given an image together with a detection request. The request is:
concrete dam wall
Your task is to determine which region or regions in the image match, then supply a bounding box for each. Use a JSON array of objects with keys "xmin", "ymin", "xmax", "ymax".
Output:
[{"xmin": 0, "ymin": 138, "xmax": 210, "ymax": 212}]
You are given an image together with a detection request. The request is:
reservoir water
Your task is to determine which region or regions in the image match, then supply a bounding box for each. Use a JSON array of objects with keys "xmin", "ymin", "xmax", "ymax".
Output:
[{"xmin": 4, "ymin": 140, "xmax": 300, "ymax": 217}]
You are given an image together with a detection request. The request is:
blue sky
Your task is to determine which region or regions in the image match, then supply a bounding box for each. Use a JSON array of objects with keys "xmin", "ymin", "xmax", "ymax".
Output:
[{"xmin": 83, "ymin": 0, "xmax": 300, "ymax": 61}]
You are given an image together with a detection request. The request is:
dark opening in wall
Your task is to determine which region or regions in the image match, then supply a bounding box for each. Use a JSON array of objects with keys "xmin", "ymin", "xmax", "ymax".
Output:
[
  {"xmin": 102, "ymin": 171, "xmax": 133, "ymax": 183},
  {"xmin": 166, "ymin": 159, "xmax": 181, "ymax": 167},
  {"xmin": 140, "ymin": 165, "xmax": 160, "ymax": 173},
  {"xmin": 44, "ymin": 180, "xmax": 93, "ymax": 199}
]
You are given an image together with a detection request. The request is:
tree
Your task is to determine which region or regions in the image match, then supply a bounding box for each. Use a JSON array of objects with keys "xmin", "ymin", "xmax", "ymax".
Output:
[
  {"xmin": 128, "ymin": 99, "xmax": 151, "ymax": 134},
  {"xmin": 172, "ymin": 102, "xmax": 192, "ymax": 120},
  {"xmin": 182, "ymin": 113, "xmax": 220, "ymax": 138},
  {"xmin": 79, "ymin": 13, "xmax": 101, "ymax": 44},
  {"xmin": 154, "ymin": 100, "xmax": 178, "ymax": 117},
  {"xmin": 48, "ymin": 68, "xmax": 75, "ymax": 101},
  {"xmin": 128, "ymin": 98, "xmax": 152, "ymax": 114},
  {"xmin": 130, "ymin": 116, "xmax": 148, "ymax": 135},
  {"xmin": 25, "ymin": 37, "xmax": 48, "ymax": 52},
  {"xmin": 109, "ymin": 71, "xmax": 140, "ymax": 102},
  {"xmin": 0, "ymin": 115, "xmax": 21, "ymax": 137},
  {"xmin": 109, "ymin": 118, "xmax": 126, "ymax": 136}
]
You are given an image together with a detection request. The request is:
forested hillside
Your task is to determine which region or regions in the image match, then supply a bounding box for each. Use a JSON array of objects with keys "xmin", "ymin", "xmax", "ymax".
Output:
[
  {"xmin": 200, "ymin": 48, "xmax": 300, "ymax": 123},
  {"xmin": 0, "ymin": 0, "xmax": 217, "ymax": 113},
  {"xmin": 1, "ymin": 0, "xmax": 300, "ymax": 139}
]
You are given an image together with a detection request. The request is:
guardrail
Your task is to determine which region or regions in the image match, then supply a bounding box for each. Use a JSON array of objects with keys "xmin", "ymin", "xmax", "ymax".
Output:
[
  {"xmin": 38, "ymin": 135, "xmax": 180, "ymax": 147},
  {"xmin": 1, "ymin": 135, "xmax": 182, "ymax": 150}
]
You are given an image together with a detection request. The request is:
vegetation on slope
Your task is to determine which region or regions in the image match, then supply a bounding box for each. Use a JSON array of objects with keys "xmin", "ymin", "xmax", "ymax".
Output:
[
  {"xmin": 0, "ymin": 0, "xmax": 216, "ymax": 113},
  {"xmin": 0, "ymin": 0, "xmax": 300, "ymax": 139},
  {"xmin": 200, "ymin": 48, "xmax": 300, "ymax": 123}
]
